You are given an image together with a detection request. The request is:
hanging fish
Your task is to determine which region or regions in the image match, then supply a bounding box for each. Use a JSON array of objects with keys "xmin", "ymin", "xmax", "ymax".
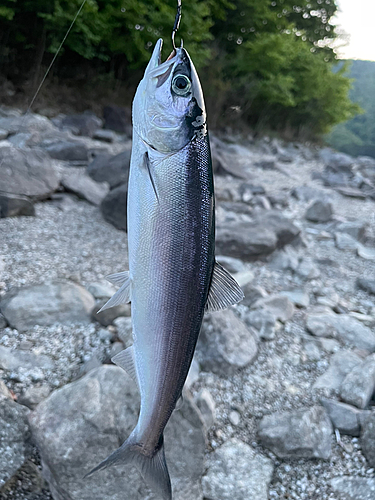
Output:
[{"xmin": 86, "ymin": 5, "xmax": 243, "ymax": 499}]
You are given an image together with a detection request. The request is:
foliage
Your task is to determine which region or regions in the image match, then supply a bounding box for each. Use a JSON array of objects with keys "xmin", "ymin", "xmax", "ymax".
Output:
[
  {"xmin": 0, "ymin": 0, "xmax": 360, "ymax": 137},
  {"xmin": 326, "ymin": 60, "xmax": 375, "ymax": 157}
]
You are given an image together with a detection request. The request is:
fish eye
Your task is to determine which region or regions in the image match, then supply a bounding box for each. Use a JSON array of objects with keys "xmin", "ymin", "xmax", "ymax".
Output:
[{"xmin": 172, "ymin": 74, "xmax": 191, "ymax": 96}]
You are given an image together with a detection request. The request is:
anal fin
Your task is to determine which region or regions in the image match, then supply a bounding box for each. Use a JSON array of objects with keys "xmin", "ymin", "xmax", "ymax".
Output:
[
  {"xmin": 205, "ymin": 261, "xmax": 244, "ymax": 313},
  {"xmin": 112, "ymin": 346, "xmax": 139, "ymax": 390}
]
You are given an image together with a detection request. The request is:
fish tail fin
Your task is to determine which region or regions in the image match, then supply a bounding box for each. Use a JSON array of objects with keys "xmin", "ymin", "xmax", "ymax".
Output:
[{"xmin": 85, "ymin": 433, "xmax": 172, "ymax": 500}]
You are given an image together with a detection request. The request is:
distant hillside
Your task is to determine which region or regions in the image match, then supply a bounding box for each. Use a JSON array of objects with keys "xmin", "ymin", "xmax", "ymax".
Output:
[{"xmin": 326, "ymin": 59, "xmax": 375, "ymax": 158}]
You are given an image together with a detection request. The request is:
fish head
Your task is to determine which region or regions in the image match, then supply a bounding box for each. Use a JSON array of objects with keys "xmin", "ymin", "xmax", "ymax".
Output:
[{"xmin": 133, "ymin": 38, "xmax": 207, "ymax": 154}]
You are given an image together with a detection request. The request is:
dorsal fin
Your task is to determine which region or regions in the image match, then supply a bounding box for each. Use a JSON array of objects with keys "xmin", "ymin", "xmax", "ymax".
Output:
[
  {"xmin": 205, "ymin": 261, "xmax": 244, "ymax": 313},
  {"xmin": 112, "ymin": 346, "xmax": 139, "ymax": 390}
]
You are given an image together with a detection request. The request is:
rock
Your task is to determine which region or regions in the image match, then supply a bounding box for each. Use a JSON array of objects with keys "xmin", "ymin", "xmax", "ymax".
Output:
[
  {"xmin": 252, "ymin": 295, "xmax": 294, "ymax": 323},
  {"xmin": 258, "ymin": 406, "xmax": 332, "ymax": 459},
  {"xmin": 338, "ymin": 186, "xmax": 368, "ymax": 199},
  {"xmin": 279, "ymin": 290, "xmax": 310, "ymax": 308},
  {"xmin": 0, "ymin": 145, "xmax": 60, "ymax": 200},
  {"xmin": 0, "ymin": 281, "xmax": 95, "ymax": 331},
  {"xmin": 61, "ymin": 171, "xmax": 109, "ymax": 206},
  {"xmin": 18, "ymin": 385, "xmax": 51, "ymax": 410},
  {"xmin": 0, "ymin": 346, "xmax": 55, "ymax": 371},
  {"xmin": 305, "ymin": 200, "xmax": 333, "ymax": 223},
  {"xmin": 361, "ymin": 413, "xmax": 375, "ymax": 468},
  {"xmin": 331, "ymin": 477, "xmax": 375, "ymax": 500},
  {"xmin": 295, "ymin": 257, "xmax": 320, "ymax": 279},
  {"xmin": 29, "ymin": 365, "xmax": 206, "ymax": 500},
  {"xmin": 292, "ymin": 186, "xmax": 328, "ymax": 201},
  {"xmin": 61, "ymin": 113, "xmax": 103, "ymax": 137},
  {"xmin": 319, "ymin": 149, "xmax": 354, "ymax": 172},
  {"xmin": 87, "ymin": 150, "xmax": 131, "ymax": 189},
  {"xmin": 0, "ymin": 129, "xmax": 8, "ymax": 140},
  {"xmin": 335, "ymin": 220, "xmax": 368, "ymax": 242},
  {"xmin": 306, "ymin": 312, "xmax": 375, "ymax": 351},
  {"xmin": 244, "ymin": 309, "xmax": 276, "ymax": 340},
  {"xmin": 313, "ymin": 350, "xmax": 363, "ymax": 390},
  {"xmin": 92, "ymin": 129, "xmax": 116, "ymax": 143},
  {"xmin": 198, "ymin": 310, "xmax": 258, "ymax": 376},
  {"xmin": 0, "ymin": 313, "xmax": 7, "ymax": 328},
  {"xmin": 229, "ymin": 410, "xmax": 241, "ymax": 426},
  {"xmin": 202, "ymin": 439, "xmax": 273, "ymax": 500},
  {"xmin": 44, "ymin": 141, "xmax": 89, "ymax": 162},
  {"xmin": 270, "ymin": 246, "xmax": 299, "ymax": 272},
  {"xmin": 320, "ymin": 398, "xmax": 363, "ymax": 436},
  {"xmin": 216, "ymin": 223, "xmax": 277, "ymax": 260},
  {"xmin": 240, "ymin": 284, "xmax": 268, "ymax": 308},
  {"xmin": 335, "ymin": 232, "xmax": 359, "ymax": 250},
  {"xmin": 92, "ymin": 300, "xmax": 130, "ymax": 326},
  {"xmin": 100, "ymin": 183, "xmax": 128, "ymax": 231},
  {"xmin": 357, "ymin": 278, "xmax": 375, "ymax": 295},
  {"xmin": 256, "ymin": 211, "xmax": 300, "ymax": 248},
  {"xmin": 340, "ymin": 354, "xmax": 375, "ymax": 409},
  {"xmin": 357, "ymin": 244, "xmax": 375, "ymax": 261},
  {"xmin": 0, "ymin": 113, "xmax": 55, "ymax": 135},
  {"xmin": 87, "ymin": 282, "xmax": 117, "ymax": 300},
  {"xmin": 103, "ymin": 105, "xmax": 132, "ymax": 135},
  {"xmin": 195, "ymin": 389, "xmax": 216, "ymax": 429},
  {"xmin": 0, "ymin": 192, "xmax": 35, "ymax": 218},
  {"xmin": 303, "ymin": 341, "xmax": 322, "ymax": 361},
  {"xmin": 0, "ymin": 379, "xmax": 12, "ymax": 400},
  {"xmin": 113, "ymin": 316, "xmax": 133, "ymax": 346},
  {"xmin": 0, "ymin": 398, "xmax": 31, "ymax": 487},
  {"xmin": 216, "ymin": 255, "xmax": 247, "ymax": 273}
]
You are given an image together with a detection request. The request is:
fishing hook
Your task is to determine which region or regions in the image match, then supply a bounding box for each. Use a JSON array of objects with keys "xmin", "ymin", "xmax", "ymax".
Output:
[{"xmin": 172, "ymin": 0, "xmax": 182, "ymax": 50}]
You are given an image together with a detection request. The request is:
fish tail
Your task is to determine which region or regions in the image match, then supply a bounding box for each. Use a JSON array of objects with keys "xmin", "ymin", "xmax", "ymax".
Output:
[{"xmin": 85, "ymin": 432, "xmax": 172, "ymax": 500}]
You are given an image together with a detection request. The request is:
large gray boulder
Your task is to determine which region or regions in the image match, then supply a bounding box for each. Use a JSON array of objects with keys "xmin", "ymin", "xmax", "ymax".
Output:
[
  {"xmin": 258, "ymin": 406, "xmax": 332, "ymax": 459},
  {"xmin": 0, "ymin": 346, "xmax": 55, "ymax": 372},
  {"xmin": 44, "ymin": 141, "xmax": 89, "ymax": 162},
  {"xmin": 0, "ymin": 398, "xmax": 31, "ymax": 487},
  {"xmin": 216, "ymin": 223, "xmax": 277, "ymax": 260},
  {"xmin": 61, "ymin": 171, "xmax": 109, "ymax": 206},
  {"xmin": 60, "ymin": 113, "xmax": 103, "ymax": 137},
  {"xmin": 0, "ymin": 145, "xmax": 60, "ymax": 200},
  {"xmin": 202, "ymin": 439, "xmax": 273, "ymax": 500},
  {"xmin": 29, "ymin": 365, "xmax": 206, "ymax": 500},
  {"xmin": 0, "ymin": 281, "xmax": 95, "ymax": 332},
  {"xmin": 305, "ymin": 200, "xmax": 333, "ymax": 222},
  {"xmin": 87, "ymin": 150, "xmax": 131, "ymax": 189},
  {"xmin": 197, "ymin": 310, "xmax": 258, "ymax": 376}
]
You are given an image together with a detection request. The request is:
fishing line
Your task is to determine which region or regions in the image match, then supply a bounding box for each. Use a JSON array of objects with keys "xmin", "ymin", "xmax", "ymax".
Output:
[{"xmin": 25, "ymin": 0, "xmax": 87, "ymax": 115}]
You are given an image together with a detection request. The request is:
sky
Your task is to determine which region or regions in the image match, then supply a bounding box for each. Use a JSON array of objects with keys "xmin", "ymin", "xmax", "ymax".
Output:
[{"xmin": 334, "ymin": 0, "xmax": 375, "ymax": 61}]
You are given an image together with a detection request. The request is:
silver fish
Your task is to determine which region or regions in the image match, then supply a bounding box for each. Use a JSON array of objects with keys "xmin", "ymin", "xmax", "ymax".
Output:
[{"xmin": 87, "ymin": 38, "xmax": 243, "ymax": 499}]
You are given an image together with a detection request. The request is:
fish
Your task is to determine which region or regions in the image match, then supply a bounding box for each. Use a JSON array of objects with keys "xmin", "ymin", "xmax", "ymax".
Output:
[{"xmin": 86, "ymin": 38, "xmax": 244, "ymax": 499}]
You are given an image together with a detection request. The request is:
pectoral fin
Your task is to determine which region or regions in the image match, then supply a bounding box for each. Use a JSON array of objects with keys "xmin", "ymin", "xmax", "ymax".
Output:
[
  {"xmin": 205, "ymin": 261, "xmax": 244, "ymax": 313},
  {"xmin": 97, "ymin": 273, "xmax": 131, "ymax": 312},
  {"xmin": 144, "ymin": 152, "xmax": 159, "ymax": 203}
]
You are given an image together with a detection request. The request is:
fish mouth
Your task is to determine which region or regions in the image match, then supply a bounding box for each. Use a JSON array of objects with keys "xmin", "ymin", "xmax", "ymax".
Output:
[{"xmin": 147, "ymin": 39, "xmax": 179, "ymax": 79}]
